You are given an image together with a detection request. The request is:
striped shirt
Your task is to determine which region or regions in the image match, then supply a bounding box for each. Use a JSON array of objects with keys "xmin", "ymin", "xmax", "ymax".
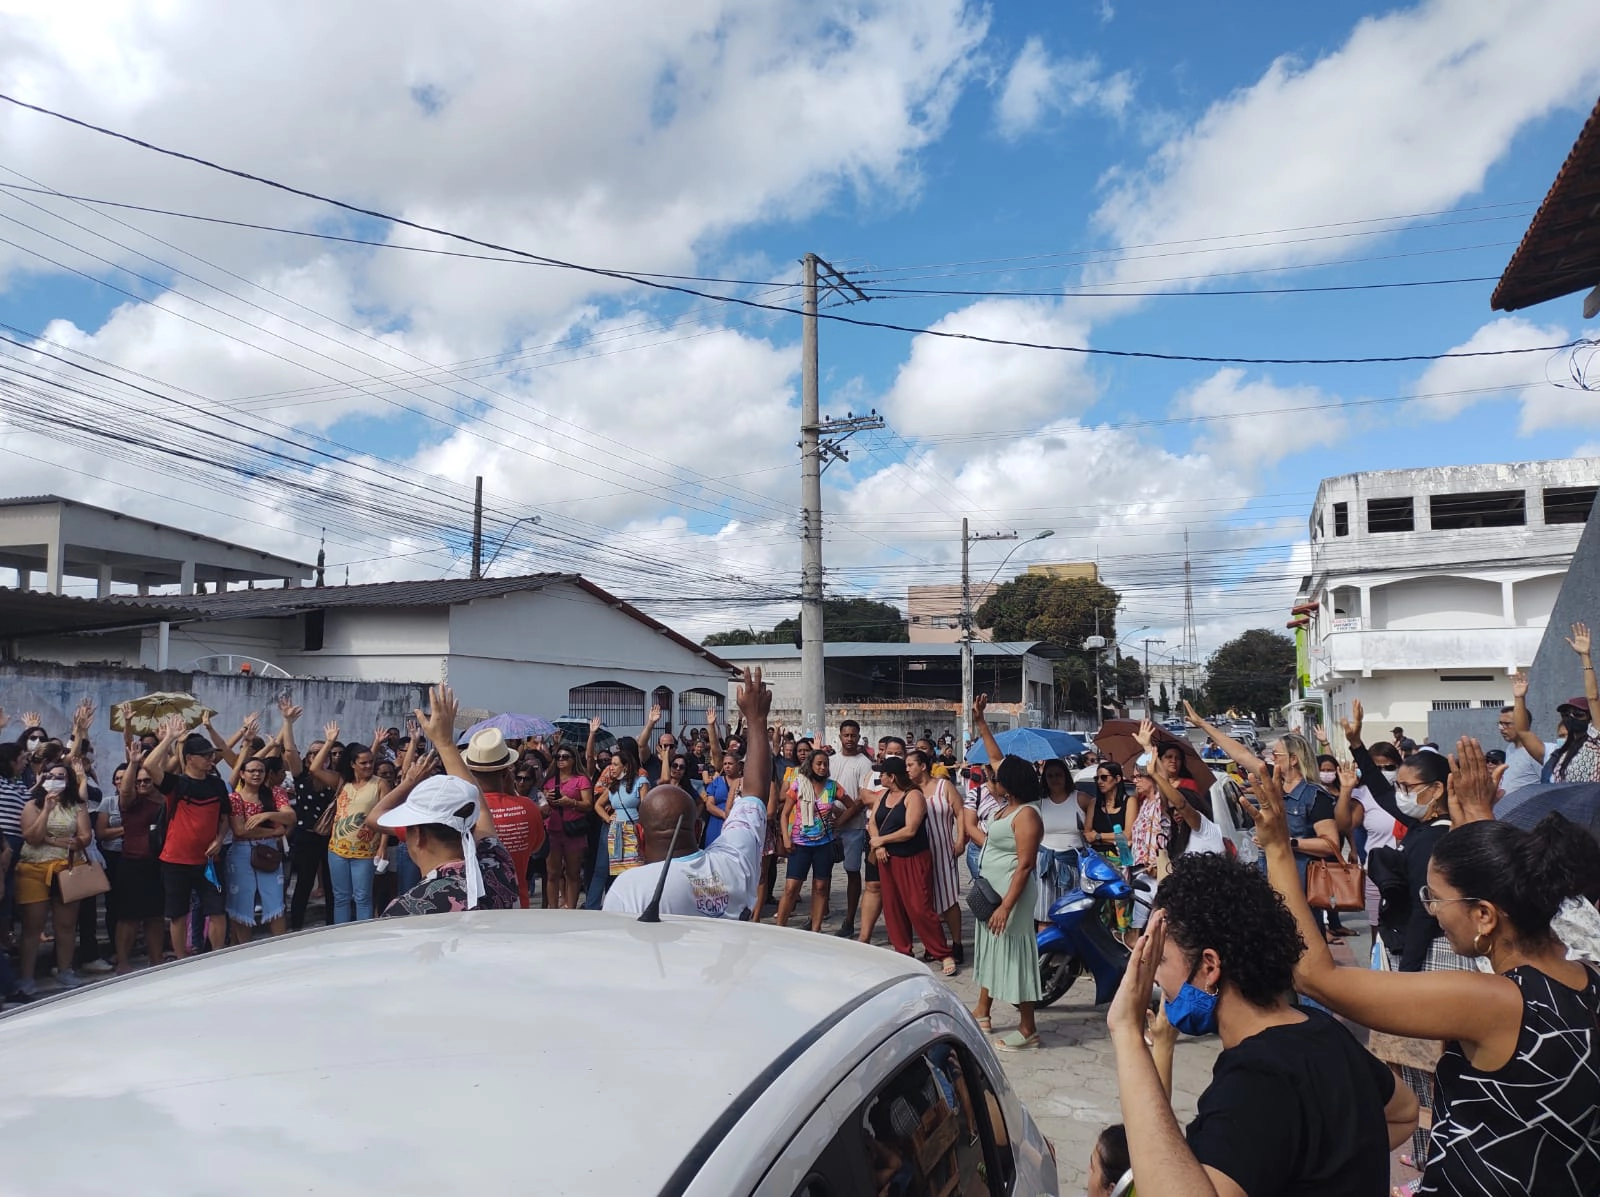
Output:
[{"xmin": 0, "ymin": 775, "xmax": 29, "ymax": 838}]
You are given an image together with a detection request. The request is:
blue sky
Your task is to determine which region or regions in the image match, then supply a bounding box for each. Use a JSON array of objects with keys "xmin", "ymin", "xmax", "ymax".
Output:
[{"xmin": 0, "ymin": 0, "xmax": 1597, "ymax": 666}]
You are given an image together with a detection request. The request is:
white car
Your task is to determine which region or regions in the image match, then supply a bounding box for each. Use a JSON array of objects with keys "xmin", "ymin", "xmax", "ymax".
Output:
[{"xmin": 0, "ymin": 912, "xmax": 1059, "ymax": 1195}]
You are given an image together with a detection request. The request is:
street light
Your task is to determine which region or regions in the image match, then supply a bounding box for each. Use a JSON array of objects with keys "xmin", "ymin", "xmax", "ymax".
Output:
[{"xmin": 960, "ymin": 526, "xmax": 1054, "ymax": 750}]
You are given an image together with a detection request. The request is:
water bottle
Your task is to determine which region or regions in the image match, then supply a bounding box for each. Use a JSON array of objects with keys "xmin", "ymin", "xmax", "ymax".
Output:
[{"xmin": 1112, "ymin": 823, "xmax": 1133, "ymax": 868}]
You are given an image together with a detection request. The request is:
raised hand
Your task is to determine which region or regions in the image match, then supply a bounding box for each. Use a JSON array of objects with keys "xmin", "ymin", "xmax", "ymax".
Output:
[
  {"xmin": 1182, "ymin": 699, "xmax": 1203, "ymax": 724},
  {"xmin": 413, "ymin": 684, "xmax": 459, "ymax": 747},
  {"xmin": 1247, "ymin": 764, "xmax": 1290, "ymax": 851},
  {"xmin": 1567, "ymin": 622, "xmax": 1592, "ymax": 657},
  {"xmin": 1314, "ymin": 724, "xmax": 1330, "ymax": 748},
  {"xmin": 118, "ymin": 701, "xmax": 134, "ymax": 732},
  {"xmin": 1108, "ymin": 907, "xmax": 1167, "ymax": 1045},
  {"xmin": 705, "ymin": 705, "xmax": 718, "ymax": 728},
  {"xmin": 21, "ymin": 710, "xmax": 42, "ymax": 730},
  {"xmin": 1337, "ymin": 760, "xmax": 1357, "ymax": 791},
  {"xmin": 1448, "ymin": 736, "xmax": 1498, "ymax": 825},
  {"xmin": 161, "ymin": 713, "xmax": 186, "ymax": 739},
  {"xmin": 1339, "ymin": 698, "xmax": 1364, "ymax": 746},
  {"xmin": 72, "ymin": 697, "xmax": 94, "ymax": 734},
  {"xmin": 1511, "ymin": 671, "xmax": 1529, "ymax": 699},
  {"xmin": 1135, "ymin": 718, "xmax": 1156, "ymax": 751},
  {"xmin": 972, "ymin": 693, "xmax": 989, "ymax": 724},
  {"xmin": 648, "ymin": 703, "xmax": 662, "ymax": 724},
  {"xmin": 734, "ymin": 666, "xmax": 772, "ymax": 724},
  {"xmin": 323, "ymin": 721, "xmax": 340, "ymax": 743},
  {"xmin": 589, "ymin": 715, "xmax": 602, "ymax": 734}
]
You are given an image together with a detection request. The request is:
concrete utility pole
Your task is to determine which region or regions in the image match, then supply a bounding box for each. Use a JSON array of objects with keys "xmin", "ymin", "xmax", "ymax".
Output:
[
  {"xmin": 1142, "ymin": 637, "xmax": 1166, "ymax": 718},
  {"xmin": 798, "ymin": 253, "xmax": 877, "ymax": 738},
  {"xmin": 470, "ymin": 475, "xmax": 484, "ymax": 581}
]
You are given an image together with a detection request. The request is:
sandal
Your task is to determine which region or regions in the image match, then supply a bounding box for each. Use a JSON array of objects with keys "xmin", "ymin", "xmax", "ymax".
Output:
[
  {"xmin": 941, "ymin": 958, "xmax": 958, "ymax": 977},
  {"xmin": 972, "ymin": 1011, "xmax": 992, "ymax": 1033},
  {"xmin": 993, "ymin": 1030, "xmax": 1041, "ymax": 1052}
]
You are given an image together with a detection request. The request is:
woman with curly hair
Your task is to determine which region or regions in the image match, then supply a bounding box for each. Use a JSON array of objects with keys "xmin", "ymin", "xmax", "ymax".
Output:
[{"xmin": 1106, "ymin": 848, "xmax": 1417, "ymax": 1196}]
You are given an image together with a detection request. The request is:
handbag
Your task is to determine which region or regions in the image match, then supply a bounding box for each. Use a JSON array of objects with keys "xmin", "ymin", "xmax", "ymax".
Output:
[
  {"xmin": 313, "ymin": 800, "xmax": 336, "ymax": 838},
  {"xmin": 608, "ymin": 819, "xmax": 642, "ymax": 875},
  {"xmin": 965, "ymin": 876, "xmax": 1004, "ymax": 922},
  {"xmin": 250, "ymin": 841, "xmax": 284, "ymax": 872},
  {"xmin": 1306, "ymin": 851, "xmax": 1365, "ymax": 912},
  {"xmin": 57, "ymin": 850, "xmax": 112, "ymax": 902}
]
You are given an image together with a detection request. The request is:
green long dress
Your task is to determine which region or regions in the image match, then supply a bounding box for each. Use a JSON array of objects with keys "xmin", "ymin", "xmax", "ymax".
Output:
[{"xmin": 974, "ymin": 806, "xmax": 1041, "ymax": 1004}]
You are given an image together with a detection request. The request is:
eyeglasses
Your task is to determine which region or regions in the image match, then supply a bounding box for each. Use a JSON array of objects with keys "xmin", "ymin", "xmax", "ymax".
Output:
[
  {"xmin": 556, "ymin": 753, "xmax": 574, "ymax": 761},
  {"xmin": 1419, "ymin": 884, "xmax": 1480, "ymax": 914}
]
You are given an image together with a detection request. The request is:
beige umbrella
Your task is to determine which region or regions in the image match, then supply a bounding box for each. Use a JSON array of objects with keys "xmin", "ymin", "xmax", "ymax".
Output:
[{"xmin": 111, "ymin": 692, "xmax": 216, "ymax": 735}]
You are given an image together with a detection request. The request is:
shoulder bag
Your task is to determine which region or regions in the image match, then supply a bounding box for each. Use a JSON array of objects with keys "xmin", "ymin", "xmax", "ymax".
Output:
[
  {"xmin": 251, "ymin": 840, "xmax": 284, "ymax": 872},
  {"xmin": 57, "ymin": 848, "xmax": 112, "ymax": 903},
  {"xmin": 1306, "ymin": 847, "xmax": 1365, "ymax": 912},
  {"xmin": 965, "ymin": 876, "xmax": 1004, "ymax": 922}
]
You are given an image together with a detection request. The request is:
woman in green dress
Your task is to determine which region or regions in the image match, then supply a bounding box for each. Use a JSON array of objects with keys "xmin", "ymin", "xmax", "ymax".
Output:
[{"xmin": 964, "ymin": 695, "xmax": 1044, "ymax": 1051}]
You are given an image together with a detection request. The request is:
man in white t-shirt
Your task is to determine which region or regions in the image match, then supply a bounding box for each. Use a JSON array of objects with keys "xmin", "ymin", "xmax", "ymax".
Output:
[
  {"xmin": 604, "ymin": 668, "xmax": 772, "ymax": 920},
  {"xmin": 828, "ymin": 719, "xmax": 876, "ymax": 937},
  {"xmin": 1497, "ymin": 672, "xmax": 1546, "ymax": 795}
]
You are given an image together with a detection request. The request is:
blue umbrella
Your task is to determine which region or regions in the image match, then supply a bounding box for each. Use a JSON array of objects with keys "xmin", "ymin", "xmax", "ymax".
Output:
[
  {"xmin": 456, "ymin": 713, "xmax": 559, "ymax": 745},
  {"xmin": 965, "ymin": 726, "xmax": 1087, "ymax": 764}
]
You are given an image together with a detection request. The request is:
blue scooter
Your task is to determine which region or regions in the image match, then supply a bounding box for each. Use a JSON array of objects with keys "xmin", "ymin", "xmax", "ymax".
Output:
[{"xmin": 1037, "ymin": 849, "xmax": 1144, "ymax": 1007}]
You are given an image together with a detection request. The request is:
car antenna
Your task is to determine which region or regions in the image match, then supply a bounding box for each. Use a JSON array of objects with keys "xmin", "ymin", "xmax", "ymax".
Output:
[{"xmin": 637, "ymin": 814, "xmax": 684, "ymax": 923}]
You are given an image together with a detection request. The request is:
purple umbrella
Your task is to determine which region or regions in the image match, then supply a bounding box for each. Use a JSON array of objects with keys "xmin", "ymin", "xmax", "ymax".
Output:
[{"xmin": 456, "ymin": 713, "xmax": 558, "ymax": 745}]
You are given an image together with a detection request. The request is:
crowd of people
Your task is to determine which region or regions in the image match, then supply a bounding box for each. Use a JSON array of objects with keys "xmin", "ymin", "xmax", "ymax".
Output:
[{"xmin": 0, "ymin": 643, "xmax": 1597, "ymax": 1196}]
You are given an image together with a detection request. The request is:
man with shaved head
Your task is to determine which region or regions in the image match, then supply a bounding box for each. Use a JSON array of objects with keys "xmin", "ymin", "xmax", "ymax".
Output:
[{"xmin": 604, "ymin": 669, "xmax": 773, "ymax": 920}]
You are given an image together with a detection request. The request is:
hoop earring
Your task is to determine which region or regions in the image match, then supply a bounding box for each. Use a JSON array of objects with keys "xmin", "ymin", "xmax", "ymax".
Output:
[{"xmin": 1472, "ymin": 932, "xmax": 1487, "ymax": 956}]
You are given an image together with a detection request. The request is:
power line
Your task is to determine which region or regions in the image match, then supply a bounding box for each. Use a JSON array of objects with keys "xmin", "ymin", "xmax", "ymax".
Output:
[{"xmin": 0, "ymin": 93, "xmax": 1584, "ymax": 369}]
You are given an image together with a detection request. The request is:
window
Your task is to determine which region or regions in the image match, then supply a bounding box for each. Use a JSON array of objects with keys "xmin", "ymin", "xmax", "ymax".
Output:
[
  {"xmin": 1367, "ymin": 496, "xmax": 1414, "ymax": 533},
  {"xmin": 677, "ymin": 688, "xmax": 723, "ymax": 721},
  {"xmin": 1544, "ymin": 485, "xmax": 1598, "ymax": 525},
  {"xmin": 1431, "ymin": 699, "xmax": 1472, "ymax": 711},
  {"xmin": 566, "ymin": 682, "xmax": 645, "ymax": 725},
  {"xmin": 930, "ymin": 615, "xmax": 958, "ymax": 629},
  {"xmin": 1439, "ymin": 674, "xmax": 1493, "ymax": 683},
  {"xmin": 303, "ymin": 610, "xmax": 325, "ymax": 652},
  {"xmin": 795, "ymin": 1041, "xmax": 1014, "ymax": 1196},
  {"xmin": 1332, "ymin": 502, "xmax": 1349, "ymax": 537},
  {"xmin": 1475, "ymin": 698, "xmax": 1506, "ymax": 709},
  {"xmin": 1429, "ymin": 489, "xmax": 1526, "ymax": 530}
]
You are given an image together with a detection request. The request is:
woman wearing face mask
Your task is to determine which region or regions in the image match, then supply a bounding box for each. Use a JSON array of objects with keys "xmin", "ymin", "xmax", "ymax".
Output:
[
  {"xmin": 15, "ymin": 717, "xmax": 49, "ymax": 784},
  {"xmin": 1341, "ymin": 699, "xmax": 1470, "ymax": 1173},
  {"xmin": 1533, "ymin": 622, "xmax": 1600, "ymax": 784},
  {"xmin": 15, "ymin": 760, "xmax": 94, "ymax": 994},
  {"xmin": 0, "ymin": 742, "xmax": 31, "ymax": 950},
  {"xmin": 1255, "ymin": 747, "xmax": 1600, "ymax": 1197},
  {"xmin": 1106, "ymin": 850, "xmax": 1417, "ymax": 1197}
]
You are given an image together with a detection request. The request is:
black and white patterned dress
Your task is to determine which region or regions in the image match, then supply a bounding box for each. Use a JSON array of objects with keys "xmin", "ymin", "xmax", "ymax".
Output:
[{"xmin": 1422, "ymin": 963, "xmax": 1600, "ymax": 1196}]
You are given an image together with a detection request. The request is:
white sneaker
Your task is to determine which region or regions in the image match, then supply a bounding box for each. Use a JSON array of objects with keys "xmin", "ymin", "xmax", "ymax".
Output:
[
  {"xmin": 15, "ymin": 977, "xmax": 36, "ymax": 997},
  {"xmin": 81, "ymin": 958, "xmax": 114, "ymax": 974},
  {"xmin": 54, "ymin": 970, "xmax": 84, "ymax": 989}
]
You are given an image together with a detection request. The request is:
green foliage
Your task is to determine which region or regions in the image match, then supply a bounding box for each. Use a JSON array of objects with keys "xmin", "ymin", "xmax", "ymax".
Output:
[
  {"xmin": 1115, "ymin": 653, "xmax": 1144, "ymax": 699},
  {"xmin": 1203, "ymin": 629, "xmax": 1296, "ymax": 722},
  {"xmin": 974, "ymin": 574, "xmax": 1122, "ymax": 647},
  {"xmin": 1157, "ymin": 682, "xmax": 1169, "ymax": 715},
  {"xmin": 702, "ymin": 597, "xmax": 908, "ymax": 647}
]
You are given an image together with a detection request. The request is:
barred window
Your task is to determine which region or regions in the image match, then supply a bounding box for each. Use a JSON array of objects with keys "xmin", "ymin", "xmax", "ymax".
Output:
[{"xmin": 568, "ymin": 682, "xmax": 645, "ymax": 724}]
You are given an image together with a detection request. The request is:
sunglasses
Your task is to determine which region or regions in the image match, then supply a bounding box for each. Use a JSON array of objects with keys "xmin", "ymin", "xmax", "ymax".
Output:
[{"xmin": 556, "ymin": 753, "xmax": 575, "ymax": 761}]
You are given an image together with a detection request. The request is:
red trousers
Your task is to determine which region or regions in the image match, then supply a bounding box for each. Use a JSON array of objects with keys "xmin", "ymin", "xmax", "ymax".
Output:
[{"xmin": 878, "ymin": 850, "xmax": 952, "ymax": 960}]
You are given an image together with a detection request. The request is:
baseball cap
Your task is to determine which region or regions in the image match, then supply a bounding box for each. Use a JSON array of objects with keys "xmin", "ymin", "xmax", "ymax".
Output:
[
  {"xmin": 182, "ymin": 733, "xmax": 215, "ymax": 757},
  {"xmin": 1558, "ymin": 696, "xmax": 1592, "ymax": 716},
  {"xmin": 377, "ymin": 775, "xmax": 485, "ymax": 908}
]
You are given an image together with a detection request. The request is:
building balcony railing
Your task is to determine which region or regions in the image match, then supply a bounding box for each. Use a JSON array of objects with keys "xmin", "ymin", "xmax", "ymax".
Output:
[{"xmin": 1310, "ymin": 624, "xmax": 1543, "ymax": 678}]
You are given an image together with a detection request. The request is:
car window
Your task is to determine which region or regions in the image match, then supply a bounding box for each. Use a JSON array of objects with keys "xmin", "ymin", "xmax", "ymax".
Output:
[{"xmin": 794, "ymin": 1039, "xmax": 1015, "ymax": 1196}]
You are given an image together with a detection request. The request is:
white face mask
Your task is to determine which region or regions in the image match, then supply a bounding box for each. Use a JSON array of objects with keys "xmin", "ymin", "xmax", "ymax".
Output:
[
  {"xmin": 1318, "ymin": 771, "xmax": 1338, "ymax": 785},
  {"xmin": 1394, "ymin": 784, "xmax": 1430, "ymax": 818},
  {"xmin": 43, "ymin": 778, "xmax": 67, "ymax": 794},
  {"xmin": 26, "ymin": 738, "xmax": 44, "ymax": 749},
  {"xmin": 1380, "ymin": 768, "xmax": 1399, "ymax": 785}
]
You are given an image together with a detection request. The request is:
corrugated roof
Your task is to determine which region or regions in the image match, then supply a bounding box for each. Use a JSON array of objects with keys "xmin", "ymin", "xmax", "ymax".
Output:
[
  {"xmin": 0, "ymin": 587, "xmax": 194, "ymax": 638},
  {"xmin": 1493, "ymin": 94, "xmax": 1600, "ymax": 312},
  {"xmin": 710, "ymin": 641, "xmax": 1067, "ymax": 660},
  {"xmin": 128, "ymin": 574, "xmax": 574, "ymax": 619}
]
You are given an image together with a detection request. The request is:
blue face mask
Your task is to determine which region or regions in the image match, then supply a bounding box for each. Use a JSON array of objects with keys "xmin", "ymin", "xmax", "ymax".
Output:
[{"xmin": 1164, "ymin": 965, "xmax": 1219, "ymax": 1036}]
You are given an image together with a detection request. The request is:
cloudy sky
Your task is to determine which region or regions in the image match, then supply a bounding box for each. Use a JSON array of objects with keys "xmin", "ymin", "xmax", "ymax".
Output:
[{"xmin": 2, "ymin": 0, "xmax": 1598, "ymax": 672}]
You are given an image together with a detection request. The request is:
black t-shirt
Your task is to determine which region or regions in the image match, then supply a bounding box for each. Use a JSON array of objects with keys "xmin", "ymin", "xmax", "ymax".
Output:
[
  {"xmin": 1308, "ymin": 790, "xmax": 1335, "ymax": 825},
  {"xmin": 1186, "ymin": 1008, "xmax": 1395, "ymax": 1197}
]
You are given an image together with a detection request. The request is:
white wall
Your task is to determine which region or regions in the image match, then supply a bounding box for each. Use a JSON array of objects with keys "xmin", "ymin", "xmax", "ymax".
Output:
[
  {"xmin": 1512, "ymin": 573, "xmax": 1564, "ymax": 627},
  {"xmin": 1370, "ymin": 576, "xmax": 1503, "ymax": 630}
]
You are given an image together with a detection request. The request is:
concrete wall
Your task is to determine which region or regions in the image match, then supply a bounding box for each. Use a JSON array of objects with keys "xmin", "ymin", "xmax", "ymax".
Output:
[
  {"xmin": 1530, "ymin": 504, "xmax": 1600, "ymax": 730},
  {"xmin": 0, "ymin": 661, "xmax": 425, "ymax": 748}
]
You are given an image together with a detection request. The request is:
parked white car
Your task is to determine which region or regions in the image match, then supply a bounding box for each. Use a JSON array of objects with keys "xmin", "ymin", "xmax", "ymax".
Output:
[{"xmin": 0, "ymin": 911, "xmax": 1059, "ymax": 1195}]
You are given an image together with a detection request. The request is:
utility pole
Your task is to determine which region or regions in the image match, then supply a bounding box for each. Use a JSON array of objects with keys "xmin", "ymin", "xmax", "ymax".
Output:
[
  {"xmin": 1142, "ymin": 637, "xmax": 1166, "ymax": 718},
  {"xmin": 797, "ymin": 253, "xmax": 876, "ymax": 736},
  {"xmin": 470, "ymin": 475, "xmax": 484, "ymax": 581}
]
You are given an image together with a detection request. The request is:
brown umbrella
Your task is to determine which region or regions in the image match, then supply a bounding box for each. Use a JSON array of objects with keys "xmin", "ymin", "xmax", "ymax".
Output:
[
  {"xmin": 110, "ymin": 692, "xmax": 216, "ymax": 736},
  {"xmin": 1094, "ymin": 719, "xmax": 1217, "ymax": 792}
]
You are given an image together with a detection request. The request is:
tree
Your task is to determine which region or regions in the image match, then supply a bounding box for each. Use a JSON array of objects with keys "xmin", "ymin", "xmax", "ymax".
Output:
[
  {"xmin": 1157, "ymin": 682, "xmax": 1170, "ymax": 716},
  {"xmin": 1203, "ymin": 629, "xmax": 1296, "ymax": 723},
  {"xmin": 974, "ymin": 574, "xmax": 1121, "ymax": 647},
  {"xmin": 702, "ymin": 597, "xmax": 908, "ymax": 647},
  {"xmin": 1115, "ymin": 653, "xmax": 1144, "ymax": 700}
]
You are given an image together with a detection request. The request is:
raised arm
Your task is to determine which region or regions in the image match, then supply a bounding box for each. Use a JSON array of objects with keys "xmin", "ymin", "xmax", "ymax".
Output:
[
  {"xmin": 1508, "ymin": 672, "xmax": 1544, "ymax": 762},
  {"xmin": 1182, "ymin": 701, "xmax": 1265, "ymax": 775},
  {"xmin": 1136, "ymin": 721, "xmax": 1201, "ymax": 831},
  {"xmin": 736, "ymin": 668, "xmax": 772, "ymax": 813},
  {"xmin": 141, "ymin": 714, "xmax": 185, "ymax": 787},
  {"xmin": 971, "ymin": 694, "xmax": 1003, "ymax": 769},
  {"xmin": 277, "ymin": 697, "xmax": 304, "ymax": 777},
  {"xmin": 308, "ymin": 723, "xmax": 343, "ymax": 792},
  {"xmin": 1333, "ymin": 760, "xmax": 1360, "ymax": 837},
  {"xmin": 706, "ymin": 705, "xmax": 723, "ymax": 770},
  {"xmin": 67, "ymin": 696, "xmax": 95, "ymax": 764},
  {"xmin": 1567, "ymin": 622, "xmax": 1599, "ymax": 711},
  {"xmin": 413, "ymin": 686, "xmax": 472, "ymax": 787},
  {"xmin": 637, "ymin": 703, "xmax": 661, "ymax": 754}
]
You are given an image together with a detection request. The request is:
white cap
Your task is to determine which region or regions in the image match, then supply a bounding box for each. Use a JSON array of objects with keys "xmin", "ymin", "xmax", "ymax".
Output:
[{"xmin": 377, "ymin": 775, "xmax": 485, "ymax": 909}]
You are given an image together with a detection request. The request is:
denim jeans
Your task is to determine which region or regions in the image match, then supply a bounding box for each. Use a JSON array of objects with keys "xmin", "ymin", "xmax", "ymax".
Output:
[
  {"xmin": 583, "ymin": 835, "xmax": 608, "ymax": 910},
  {"xmin": 965, "ymin": 842, "xmax": 982, "ymax": 885},
  {"xmin": 327, "ymin": 852, "xmax": 375, "ymax": 922}
]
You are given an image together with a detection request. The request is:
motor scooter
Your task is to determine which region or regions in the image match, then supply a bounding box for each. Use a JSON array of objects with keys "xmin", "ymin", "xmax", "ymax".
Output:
[{"xmin": 1036, "ymin": 849, "xmax": 1149, "ymax": 1007}]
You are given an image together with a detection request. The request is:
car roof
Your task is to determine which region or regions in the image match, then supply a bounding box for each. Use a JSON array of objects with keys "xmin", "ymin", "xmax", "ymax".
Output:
[{"xmin": 0, "ymin": 911, "xmax": 929, "ymax": 1195}]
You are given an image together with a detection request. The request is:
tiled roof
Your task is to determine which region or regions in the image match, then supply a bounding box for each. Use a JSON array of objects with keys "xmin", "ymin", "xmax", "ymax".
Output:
[
  {"xmin": 0, "ymin": 587, "xmax": 194, "ymax": 638},
  {"xmin": 1493, "ymin": 94, "xmax": 1600, "ymax": 312}
]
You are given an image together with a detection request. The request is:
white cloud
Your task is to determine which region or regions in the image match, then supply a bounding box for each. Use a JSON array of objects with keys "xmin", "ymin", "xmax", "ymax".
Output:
[
  {"xmin": 1405, "ymin": 316, "xmax": 1600, "ymax": 433},
  {"xmin": 1172, "ymin": 368, "xmax": 1347, "ymax": 469},
  {"xmin": 879, "ymin": 299, "xmax": 1099, "ymax": 442},
  {"xmin": 994, "ymin": 36, "xmax": 1133, "ymax": 141},
  {"xmin": 1090, "ymin": 0, "xmax": 1600, "ymax": 287}
]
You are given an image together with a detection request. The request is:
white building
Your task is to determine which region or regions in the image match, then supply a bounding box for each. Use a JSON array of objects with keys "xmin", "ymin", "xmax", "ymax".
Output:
[
  {"xmin": 1300, "ymin": 458, "xmax": 1599, "ymax": 738},
  {"xmin": 9, "ymin": 574, "xmax": 734, "ymax": 738}
]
